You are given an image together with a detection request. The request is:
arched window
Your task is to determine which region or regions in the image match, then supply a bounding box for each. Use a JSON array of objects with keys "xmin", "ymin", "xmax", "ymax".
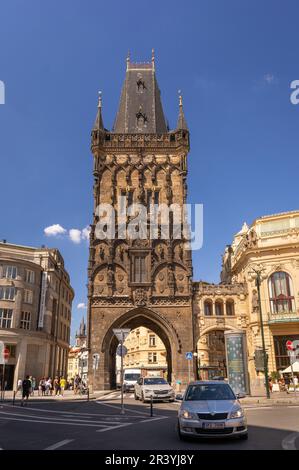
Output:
[
  {"xmin": 215, "ymin": 300, "xmax": 224, "ymax": 316},
  {"xmin": 268, "ymin": 271, "xmax": 295, "ymax": 313},
  {"xmin": 226, "ymin": 300, "xmax": 235, "ymax": 316},
  {"xmin": 204, "ymin": 300, "xmax": 213, "ymax": 316}
]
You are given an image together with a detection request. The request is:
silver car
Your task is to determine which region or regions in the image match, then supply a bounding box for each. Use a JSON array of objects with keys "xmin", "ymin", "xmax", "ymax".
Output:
[{"xmin": 177, "ymin": 381, "xmax": 248, "ymax": 440}]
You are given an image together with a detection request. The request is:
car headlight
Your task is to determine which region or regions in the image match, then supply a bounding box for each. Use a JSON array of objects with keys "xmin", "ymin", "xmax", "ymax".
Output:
[
  {"xmin": 229, "ymin": 409, "xmax": 244, "ymax": 419},
  {"xmin": 180, "ymin": 410, "xmax": 197, "ymax": 420}
]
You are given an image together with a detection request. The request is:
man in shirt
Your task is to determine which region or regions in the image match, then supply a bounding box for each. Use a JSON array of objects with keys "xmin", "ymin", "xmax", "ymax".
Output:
[{"xmin": 21, "ymin": 375, "xmax": 31, "ymax": 406}]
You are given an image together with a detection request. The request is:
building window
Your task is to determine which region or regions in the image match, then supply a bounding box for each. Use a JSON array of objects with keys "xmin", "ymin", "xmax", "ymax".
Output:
[
  {"xmin": 0, "ymin": 309, "xmax": 13, "ymax": 328},
  {"xmin": 0, "ymin": 286, "xmax": 16, "ymax": 301},
  {"xmin": 20, "ymin": 311, "xmax": 31, "ymax": 330},
  {"xmin": 24, "ymin": 289, "xmax": 33, "ymax": 304},
  {"xmin": 132, "ymin": 254, "xmax": 148, "ymax": 283},
  {"xmin": 2, "ymin": 265, "xmax": 18, "ymax": 279},
  {"xmin": 226, "ymin": 300, "xmax": 235, "ymax": 316},
  {"xmin": 204, "ymin": 300, "xmax": 213, "ymax": 316},
  {"xmin": 149, "ymin": 334, "xmax": 156, "ymax": 347},
  {"xmin": 148, "ymin": 352, "xmax": 157, "ymax": 363},
  {"xmin": 268, "ymin": 271, "xmax": 295, "ymax": 313},
  {"xmin": 215, "ymin": 300, "xmax": 224, "ymax": 316},
  {"xmin": 5, "ymin": 344, "xmax": 16, "ymax": 358},
  {"xmin": 25, "ymin": 269, "xmax": 35, "ymax": 284}
]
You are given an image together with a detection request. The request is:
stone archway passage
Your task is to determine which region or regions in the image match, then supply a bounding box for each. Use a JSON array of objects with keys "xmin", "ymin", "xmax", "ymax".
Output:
[{"xmin": 94, "ymin": 306, "xmax": 182, "ymax": 390}]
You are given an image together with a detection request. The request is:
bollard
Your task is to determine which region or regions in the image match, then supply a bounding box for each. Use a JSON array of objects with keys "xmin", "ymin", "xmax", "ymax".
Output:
[
  {"xmin": 13, "ymin": 390, "xmax": 16, "ymax": 406},
  {"xmin": 87, "ymin": 387, "xmax": 90, "ymax": 402},
  {"xmin": 150, "ymin": 395, "xmax": 153, "ymax": 417}
]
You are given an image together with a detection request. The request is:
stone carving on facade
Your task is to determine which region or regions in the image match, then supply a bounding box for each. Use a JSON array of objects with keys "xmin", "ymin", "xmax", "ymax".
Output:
[{"xmin": 134, "ymin": 288, "xmax": 148, "ymax": 306}]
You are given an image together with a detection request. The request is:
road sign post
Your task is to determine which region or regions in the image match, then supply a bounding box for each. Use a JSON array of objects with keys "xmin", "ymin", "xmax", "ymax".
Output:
[
  {"xmin": 0, "ymin": 344, "xmax": 9, "ymax": 402},
  {"xmin": 113, "ymin": 328, "xmax": 130, "ymax": 415},
  {"xmin": 185, "ymin": 352, "xmax": 193, "ymax": 384},
  {"xmin": 92, "ymin": 353, "xmax": 100, "ymax": 391}
]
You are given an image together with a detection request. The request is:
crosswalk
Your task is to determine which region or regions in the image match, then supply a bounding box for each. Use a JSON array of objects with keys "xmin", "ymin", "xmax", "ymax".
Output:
[{"xmin": 98, "ymin": 391, "xmax": 135, "ymax": 401}]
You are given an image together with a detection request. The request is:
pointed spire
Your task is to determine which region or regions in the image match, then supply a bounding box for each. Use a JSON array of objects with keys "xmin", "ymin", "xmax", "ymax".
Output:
[
  {"xmin": 151, "ymin": 48, "xmax": 155, "ymax": 71},
  {"xmin": 93, "ymin": 91, "xmax": 104, "ymax": 130},
  {"xmin": 176, "ymin": 90, "xmax": 188, "ymax": 131}
]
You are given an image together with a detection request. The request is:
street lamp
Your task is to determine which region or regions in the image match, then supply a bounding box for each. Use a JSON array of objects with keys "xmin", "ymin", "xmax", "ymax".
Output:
[{"xmin": 249, "ymin": 265, "xmax": 270, "ymax": 399}]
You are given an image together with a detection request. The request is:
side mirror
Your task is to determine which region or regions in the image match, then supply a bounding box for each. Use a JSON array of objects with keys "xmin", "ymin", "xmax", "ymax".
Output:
[
  {"xmin": 176, "ymin": 394, "xmax": 183, "ymax": 401},
  {"xmin": 236, "ymin": 393, "xmax": 246, "ymax": 399}
]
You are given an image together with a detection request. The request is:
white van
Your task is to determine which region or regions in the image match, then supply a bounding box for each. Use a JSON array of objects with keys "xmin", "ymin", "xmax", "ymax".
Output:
[{"xmin": 123, "ymin": 369, "xmax": 142, "ymax": 392}]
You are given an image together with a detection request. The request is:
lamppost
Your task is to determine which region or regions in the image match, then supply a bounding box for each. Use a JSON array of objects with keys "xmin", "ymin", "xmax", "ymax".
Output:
[{"xmin": 249, "ymin": 265, "xmax": 270, "ymax": 399}]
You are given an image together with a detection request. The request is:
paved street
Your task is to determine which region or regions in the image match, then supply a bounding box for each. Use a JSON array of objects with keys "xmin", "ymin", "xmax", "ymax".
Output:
[{"xmin": 0, "ymin": 393, "xmax": 299, "ymax": 450}]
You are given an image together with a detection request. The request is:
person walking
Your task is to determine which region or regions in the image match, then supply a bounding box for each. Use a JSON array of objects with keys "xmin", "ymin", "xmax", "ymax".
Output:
[
  {"xmin": 284, "ymin": 375, "xmax": 290, "ymax": 393},
  {"xmin": 60, "ymin": 377, "xmax": 66, "ymax": 396},
  {"xmin": 21, "ymin": 375, "xmax": 31, "ymax": 406},
  {"xmin": 31, "ymin": 377, "xmax": 36, "ymax": 396},
  {"xmin": 54, "ymin": 376, "xmax": 60, "ymax": 396},
  {"xmin": 16, "ymin": 378, "xmax": 22, "ymax": 396}
]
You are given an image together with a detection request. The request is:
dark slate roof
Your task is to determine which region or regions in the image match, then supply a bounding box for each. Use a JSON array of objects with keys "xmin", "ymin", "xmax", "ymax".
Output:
[{"xmin": 113, "ymin": 59, "xmax": 168, "ymax": 134}]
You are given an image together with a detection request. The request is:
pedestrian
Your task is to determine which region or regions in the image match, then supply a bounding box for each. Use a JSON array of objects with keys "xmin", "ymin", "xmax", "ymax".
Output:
[
  {"xmin": 54, "ymin": 376, "xmax": 60, "ymax": 396},
  {"xmin": 60, "ymin": 377, "xmax": 66, "ymax": 396},
  {"xmin": 21, "ymin": 375, "xmax": 31, "ymax": 406},
  {"xmin": 268, "ymin": 377, "xmax": 273, "ymax": 393},
  {"xmin": 74, "ymin": 375, "xmax": 81, "ymax": 395},
  {"xmin": 284, "ymin": 375, "xmax": 290, "ymax": 393},
  {"xmin": 45, "ymin": 377, "xmax": 52, "ymax": 395},
  {"xmin": 16, "ymin": 378, "xmax": 22, "ymax": 396},
  {"xmin": 31, "ymin": 377, "xmax": 36, "ymax": 396}
]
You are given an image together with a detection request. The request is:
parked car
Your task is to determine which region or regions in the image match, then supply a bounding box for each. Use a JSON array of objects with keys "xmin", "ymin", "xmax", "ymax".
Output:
[
  {"xmin": 177, "ymin": 381, "xmax": 248, "ymax": 440},
  {"xmin": 134, "ymin": 376, "xmax": 175, "ymax": 402}
]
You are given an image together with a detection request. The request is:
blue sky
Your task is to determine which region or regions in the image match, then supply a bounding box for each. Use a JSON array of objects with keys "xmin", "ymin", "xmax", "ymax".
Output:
[{"xmin": 1, "ymin": 0, "xmax": 299, "ymax": 343}]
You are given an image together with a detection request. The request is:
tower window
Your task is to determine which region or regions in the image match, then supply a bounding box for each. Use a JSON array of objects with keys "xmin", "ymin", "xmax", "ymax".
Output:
[{"xmin": 131, "ymin": 253, "xmax": 149, "ymax": 284}]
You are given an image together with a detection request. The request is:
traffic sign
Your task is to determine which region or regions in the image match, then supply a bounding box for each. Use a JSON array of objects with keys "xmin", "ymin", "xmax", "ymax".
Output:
[
  {"xmin": 92, "ymin": 353, "xmax": 100, "ymax": 370},
  {"xmin": 113, "ymin": 328, "xmax": 131, "ymax": 342},
  {"xmin": 286, "ymin": 340, "xmax": 294, "ymax": 351},
  {"xmin": 0, "ymin": 341, "xmax": 4, "ymax": 365},
  {"xmin": 116, "ymin": 345, "xmax": 128, "ymax": 357},
  {"xmin": 3, "ymin": 348, "xmax": 9, "ymax": 361},
  {"xmin": 185, "ymin": 352, "xmax": 193, "ymax": 360}
]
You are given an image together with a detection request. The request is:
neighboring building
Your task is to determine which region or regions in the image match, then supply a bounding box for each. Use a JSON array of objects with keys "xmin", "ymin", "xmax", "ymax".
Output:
[
  {"xmin": 88, "ymin": 52, "xmax": 194, "ymax": 390},
  {"xmin": 218, "ymin": 210, "xmax": 299, "ymax": 392},
  {"xmin": 0, "ymin": 241, "xmax": 74, "ymax": 389},
  {"xmin": 67, "ymin": 317, "xmax": 88, "ymax": 383},
  {"xmin": 123, "ymin": 327, "xmax": 167, "ymax": 377}
]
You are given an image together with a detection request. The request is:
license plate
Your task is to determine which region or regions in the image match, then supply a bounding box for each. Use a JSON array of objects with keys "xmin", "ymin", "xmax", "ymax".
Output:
[{"xmin": 202, "ymin": 422, "xmax": 225, "ymax": 429}]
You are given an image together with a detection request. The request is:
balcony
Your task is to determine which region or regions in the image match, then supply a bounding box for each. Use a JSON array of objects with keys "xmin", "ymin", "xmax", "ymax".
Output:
[{"xmin": 267, "ymin": 310, "xmax": 299, "ymax": 324}]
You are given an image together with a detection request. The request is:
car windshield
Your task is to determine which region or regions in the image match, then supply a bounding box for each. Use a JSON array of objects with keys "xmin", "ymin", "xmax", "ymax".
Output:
[
  {"xmin": 124, "ymin": 374, "xmax": 140, "ymax": 381},
  {"xmin": 144, "ymin": 378, "xmax": 167, "ymax": 385},
  {"xmin": 185, "ymin": 384, "xmax": 236, "ymax": 401}
]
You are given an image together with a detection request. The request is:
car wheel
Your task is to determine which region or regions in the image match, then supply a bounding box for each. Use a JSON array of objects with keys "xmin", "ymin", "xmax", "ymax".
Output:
[
  {"xmin": 239, "ymin": 433, "xmax": 248, "ymax": 440},
  {"xmin": 169, "ymin": 399, "xmax": 175, "ymax": 402},
  {"xmin": 177, "ymin": 421, "xmax": 186, "ymax": 441},
  {"xmin": 134, "ymin": 392, "xmax": 139, "ymax": 400}
]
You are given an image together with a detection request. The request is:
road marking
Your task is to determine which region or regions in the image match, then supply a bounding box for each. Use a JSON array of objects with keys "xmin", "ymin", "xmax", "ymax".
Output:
[
  {"xmin": 0, "ymin": 410, "xmax": 124, "ymax": 426},
  {"xmin": 2, "ymin": 404, "xmax": 125, "ymax": 417},
  {"xmin": 282, "ymin": 432, "xmax": 299, "ymax": 450},
  {"xmin": 0, "ymin": 415, "xmax": 128, "ymax": 428},
  {"xmin": 45, "ymin": 439, "xmax": 74, "ymax": 450},
  {"xmin": 96, "ymin": 423, "xmax": 134, "ymax": 433},
  {"xmin": 137, "ymin": 416, "xmax": 168, "ymax": 424},
  {"xmin": 95, "ymin": 400, "xmax": 149, "ymax": 416}
]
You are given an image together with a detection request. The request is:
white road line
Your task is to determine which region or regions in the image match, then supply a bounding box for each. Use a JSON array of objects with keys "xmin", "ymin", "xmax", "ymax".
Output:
[
  {"xmin": 0, "ymin": 410, "xmax": 123, "ymax": 426},
  {"xmin": 0, "ymin": 416, "xmax": 124, "ymax": 428},
  {"xmin": 282, "ymin": 432, "xmax": 299, "ymax": 450},
  {"xmin": 2, "ymin": 404, "xmax": 124, "ymax": 417},
  {"xmin": 96, "ymin": 423, "xmax": 134, "ymax": 433},
  {"xmin": 138, "ymin": 416, "xmax": 168, "ymax": 424},
  {"xmin": 45, "ymin": 439, "xmax": 74, "ymax": 450},
  {"xmin": 95, "ymin": 400, "xmax": 149, "ymax": 416}
]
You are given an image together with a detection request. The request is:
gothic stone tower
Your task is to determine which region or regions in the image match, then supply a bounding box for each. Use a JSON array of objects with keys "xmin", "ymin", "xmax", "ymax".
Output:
[{"xmin": 88, "ymin": 53, "xmax": 195, "ymax": 390}]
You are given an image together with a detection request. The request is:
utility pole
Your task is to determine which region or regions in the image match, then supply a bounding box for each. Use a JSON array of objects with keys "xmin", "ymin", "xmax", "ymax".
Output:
[{"xmin": 250, "ymin": 266, "xmax": 270, "ymax": 399}]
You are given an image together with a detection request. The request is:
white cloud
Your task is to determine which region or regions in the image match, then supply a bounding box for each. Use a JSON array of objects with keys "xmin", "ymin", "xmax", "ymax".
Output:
[
  {"xmin": 44, "ymin": 224, "xmax": 67, "ymax": 237},
  {"xmin": 263, "ymin": 73, "xmax": 275, "ymax": 84},
  {"xmin": 77, "ymin": 303, "xmax": 87, "ymax": 309},
  {"xmin": 82, "ymin": 226, "xmax": 91, "ymax": 240},
  {"xmin": 69, "ymin": 229, "xmax": 82, "ymax": 244}
]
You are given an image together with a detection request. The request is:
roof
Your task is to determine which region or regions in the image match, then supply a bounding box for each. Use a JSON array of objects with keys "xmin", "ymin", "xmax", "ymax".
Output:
[{"xmin": 113, "ymin": 55, "xmax": 167, "ymax": 134}]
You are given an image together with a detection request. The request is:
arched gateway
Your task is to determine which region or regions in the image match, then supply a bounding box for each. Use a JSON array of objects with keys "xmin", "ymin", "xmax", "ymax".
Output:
[{"xmin": 87, "ymin": 53, "xmax": 196, "ymax": 390}]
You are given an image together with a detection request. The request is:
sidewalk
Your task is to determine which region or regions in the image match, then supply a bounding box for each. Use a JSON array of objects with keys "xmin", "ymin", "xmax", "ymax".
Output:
[{"xmin": 0, "ymin": 390, "xmax": 92, "ymax": 402}]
